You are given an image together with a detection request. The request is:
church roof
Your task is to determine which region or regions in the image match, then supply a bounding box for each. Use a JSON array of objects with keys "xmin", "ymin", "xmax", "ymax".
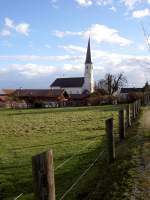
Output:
[
  {"xmin": 85, "ymin": 37, "xmax": 92, "ymax": 64},
  {"xmin": 51, "ymin": 77, "xmax": 84, "ymax": 88}
]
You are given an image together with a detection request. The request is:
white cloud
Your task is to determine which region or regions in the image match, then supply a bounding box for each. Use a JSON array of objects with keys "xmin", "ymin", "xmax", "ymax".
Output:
[
  {"xmin": 137, "ymin": 44, "xmax": 146, "ymax": 51},
  {"xmin": 86, "ymin": 24, "xmax": 132, "ymax": 46},
  {"xmin": 5, "ymin": 17, "xmax": 14, "ymax": 28},
  {"xmin": 15, "ymin": 23, "xmax": 30, "ymax": 36},
  {"xmin": 50, "ymin": 0, "xmax": 59, "ymax": 8},
  {"xmin": 63, "ymin": 63, "xmax": 83, "ymax": 72},
  {"xmin": 58, "ymin": 43, "xmax": 150, "ymax": 85},
  {"xmin": 121, "ymin": 0, "xmax": 143, "ymax": 9},
  {"xmin": 11, "ymin": 63, "xmax": 57, "ymax": 77},
  {"xmin": 95, "ymin": 0, "xmax": 112, "ymax": 5},
  {"xmin": 60, "ymin": 45, "xmax": 86, "ymax": 53},
  {"xmin": 1, "ymin": 49, "xmax": 150, "ymax": 85},
  {"xmin": 44, "ymin": 44, "xmax": 51, "ymax": 49},
  {"xmin": 132, "ymin": 8, "xmax": 150, "ymax": 18},
  {"xmin": 0, "ymin": 55, "xmax": 82, "ymax": 62},
  {"xmin": 75, "ymin": 0, "xmax": 112, "ymax": 6},
  {"xmin": 0, "ymin": 29, "xmax": 11, "ymax": 37},
  {"xmin": 55, "ymin": 30, "xmax": 83, "ymax": 38},
  {"xmin": 55, "ymin": 24, "xmax": 132, "ymax": 46},
  {"xmin": 1, "ymin": 17, "xmax": 30, "ymax": 36},
  {"xmin": 75, "ymin": 0, "xmax": 93, "ymax": 7},
  {"xmin": 109, "ymin": 6, "xmax": 117, "ymax": 12}
]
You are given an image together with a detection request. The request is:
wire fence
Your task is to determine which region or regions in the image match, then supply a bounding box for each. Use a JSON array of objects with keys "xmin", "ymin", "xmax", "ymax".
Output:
[{"xmin": 31, "ymin": 99, "xmax": 144, "ymax": 200}]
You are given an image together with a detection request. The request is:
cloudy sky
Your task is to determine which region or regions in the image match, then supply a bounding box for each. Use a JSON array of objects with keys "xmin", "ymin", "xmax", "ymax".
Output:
[{"xmin": 0, "ymin": 0, "xmax": 150, "ymax": 89}]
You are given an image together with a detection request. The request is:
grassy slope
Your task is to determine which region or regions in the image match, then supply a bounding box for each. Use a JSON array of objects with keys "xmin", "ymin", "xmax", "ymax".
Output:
[{"xmin": 0, "ymin": 105, "xmax": 121, "ymax": 200}]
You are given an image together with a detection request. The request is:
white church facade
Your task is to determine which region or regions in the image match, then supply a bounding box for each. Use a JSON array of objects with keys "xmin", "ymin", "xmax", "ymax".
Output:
[{"xmin": 50, "ymin": 38, "xmax": 94, "ymax": 94}]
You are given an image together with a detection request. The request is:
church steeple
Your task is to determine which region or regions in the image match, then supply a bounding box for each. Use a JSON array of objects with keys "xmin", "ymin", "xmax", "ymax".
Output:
[
  {"xmin": 85, "ymin": 37, "xmax": 92, "ymax": 64},
  {"xmin": 83, "ymin": 38, "xmax": 94, "ymax": 93}
]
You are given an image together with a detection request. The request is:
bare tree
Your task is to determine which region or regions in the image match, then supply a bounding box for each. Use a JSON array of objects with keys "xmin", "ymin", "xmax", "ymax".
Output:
[
  {"xmin": 141, "ymin": 22, "xmax": 150, "ymax": 70},
  {"xmin": 98, "ymin": 73, "xmax": 127, "ymax": 96},
  {"xmin": 141, "ymin": 22, "xmax": 150, "ymax": 51}
]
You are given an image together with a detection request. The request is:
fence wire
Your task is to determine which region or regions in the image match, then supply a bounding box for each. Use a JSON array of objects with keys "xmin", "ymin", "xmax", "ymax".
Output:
[
  {"xmin": 14, "ymin": 193, "xmax": 23, "ymax": 200},
  {"xmin": 55, "ymin": 139, "xmax": 102, "ymax": 171},
  {"xmin": 59, "ymin": 150, "xmax": 105, "ymax": 200}
]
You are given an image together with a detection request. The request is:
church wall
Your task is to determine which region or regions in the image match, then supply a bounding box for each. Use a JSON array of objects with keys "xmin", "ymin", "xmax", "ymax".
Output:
[
  {"xmin": 64, "ymin": 87, "xmax": 83, "ymax": 94},
  {"xmin": 50, "ymin": 86, "xmax": 83, "ymax": 94},
  {"xmin": 83, "ymin": 63, "xmax": 94, "ymax": 93}
]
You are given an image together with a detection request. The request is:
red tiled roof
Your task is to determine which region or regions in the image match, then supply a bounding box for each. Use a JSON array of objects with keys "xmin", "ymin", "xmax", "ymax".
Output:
[{"xmin": 13, "ymin": 89, "xmax": 67, "ymax": 98}]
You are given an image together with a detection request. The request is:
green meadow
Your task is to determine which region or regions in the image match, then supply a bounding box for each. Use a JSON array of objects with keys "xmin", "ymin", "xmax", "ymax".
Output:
[{"xmin": 0, "ymin": 105, "xmax": 121, "ymax": 200}]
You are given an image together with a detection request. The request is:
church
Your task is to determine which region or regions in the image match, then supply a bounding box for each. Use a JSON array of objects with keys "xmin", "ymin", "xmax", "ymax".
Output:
[{"xmin": 50, "ymin": 38, "xmax": 94, "ymax": 95}]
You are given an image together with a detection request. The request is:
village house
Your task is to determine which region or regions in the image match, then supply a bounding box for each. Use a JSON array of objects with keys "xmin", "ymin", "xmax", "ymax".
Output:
[
  {"xmin": 119, "ymin": 82, "xmax": 150, "ymax": 103},
  {"xmin": 0, "ymin": 89, "xmax": 15, "ymax": 107},
  {"xmin": 12, "ymin": 89, "xmax": 69, "ymax": 108}
]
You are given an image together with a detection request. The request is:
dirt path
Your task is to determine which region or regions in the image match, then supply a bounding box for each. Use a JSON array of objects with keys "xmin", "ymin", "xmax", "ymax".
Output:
[
  {"xmin": 142, "ymin": 107, "xmax": 150, "ymax": 129},
  {"xmin": 131, "ymin": 107, "xmax": 150, "ymax": 200}
]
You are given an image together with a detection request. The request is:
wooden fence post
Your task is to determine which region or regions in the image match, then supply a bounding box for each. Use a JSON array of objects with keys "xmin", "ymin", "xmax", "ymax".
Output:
[
  {"xmin": 32, "ymin": 150, "xmax": 56, "ymax": 200},
  {"xmin": 137, "ymin": 100, "xmax": 139, "ymax": 113},
  {"xmin": 105, "ymin": 118, "xmax": 115, "ymax": 163},
  {"xmin": 125, "ymin": 104, "xmax": 131, "ymax": 128},
  {"xmin": 137, "ymin": 99, "xmax": 141, "ymax": 112},
  {"xmin": 119, "ymin": 109, "xmax": 125, "ymax": 141},
  {"xmin": 132, "ymin": 102, "xmax": 136, "ymax": 120},
  {"xmin": 144, "ymin": 93, "xmax": 148, "ymax": 106},
  {"xmin": 135, "ymin": 101, "xmax": 138, "ymax": 116}
]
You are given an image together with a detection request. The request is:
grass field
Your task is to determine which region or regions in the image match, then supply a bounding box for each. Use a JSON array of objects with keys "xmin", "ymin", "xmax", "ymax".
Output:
[{"xmin": 0, "ymin": 105, "xmax": 121, "ymax": 200}]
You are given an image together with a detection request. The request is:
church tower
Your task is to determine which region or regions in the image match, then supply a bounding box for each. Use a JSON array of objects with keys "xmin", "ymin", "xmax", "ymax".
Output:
[{"xmin": 83, "ymin": 38, "xmax": 94, "ymax": 93}]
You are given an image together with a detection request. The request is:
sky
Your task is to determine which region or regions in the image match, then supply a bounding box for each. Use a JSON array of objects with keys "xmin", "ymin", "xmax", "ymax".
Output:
[{"xmin": 0, "ymin": 0, "xmax": 150, "ymax": 89}]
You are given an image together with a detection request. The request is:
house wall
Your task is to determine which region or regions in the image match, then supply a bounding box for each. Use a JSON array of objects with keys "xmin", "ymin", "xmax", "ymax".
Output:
[{"xmin": 119, "ymin": 93, "xmax": 128, "ymax": 99}]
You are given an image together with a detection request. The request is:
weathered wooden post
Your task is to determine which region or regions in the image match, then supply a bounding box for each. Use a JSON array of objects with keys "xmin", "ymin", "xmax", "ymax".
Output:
[
  {"xmin": 125, "ymin": 104, "xmax": 131, "ymax": 128},
  {"xmin": 146, "ymin": 93, "xmax": 148, "ymax": 105},
  {"xmin": 143, "ymin": 93, "xmax": 145, "ymax": 106},
  {"xmin": 137, "ymin": 100, "xmax": 139, "ymax": 113},
  {"xmin": 135, "ymin": 100, "xmax": 138, "ymax": 116},
  {"xmin": 139, "ymin": 99, "xmax": 142, "ymax": 110},
  {"xmin": 148, "ymin": 92, "xmax": 150, "ymax": 105},
  {"xmin": 137, "ymin": 99, "xmax": 141, "ymax": 112},
  {"xmin": 32, "ymin": 150, "xmax": 56, "ymax": 200},
  {"xmin": 119, "ymin": 109, "xmax": 125, "ymax": 141},
  {"xmin": 132, "ymin": 102, "xmax": 136, "ymax": 120},
  {"xmin": 144, "ymin": 93, "xmax": 148, "ymax": 106},
  {"xmin": 105, "ymin": 118, "xmax": 115, "ymax": 163}
]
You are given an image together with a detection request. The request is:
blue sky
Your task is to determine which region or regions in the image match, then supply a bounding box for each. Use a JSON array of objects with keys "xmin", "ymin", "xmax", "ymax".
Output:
[{"xmin": 0, "ymin": 0, "xmax": 150, "ymax": 89}]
